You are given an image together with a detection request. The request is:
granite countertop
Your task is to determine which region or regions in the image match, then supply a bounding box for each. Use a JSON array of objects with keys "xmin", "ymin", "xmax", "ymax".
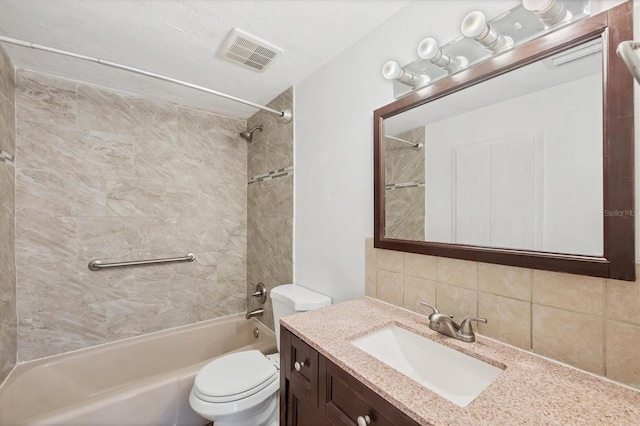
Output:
[{"xmin": 280, "ymin": 297, "xmax": 640, "ymax": 425}]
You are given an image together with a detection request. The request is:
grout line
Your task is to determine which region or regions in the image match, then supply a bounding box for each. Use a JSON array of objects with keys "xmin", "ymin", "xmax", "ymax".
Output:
[
  {"xmin": 530, "ymin": 291, "xmax": 534, "ymax": 352},
  {"xmin": 530, "ymin": 269, "xmax": 534, "ymax": 351},
  {"xmin": 474, "ymin": 262, "xmax": 479, "ymax": 316},
  {"xmin": 602, "ymin": 314, "xmax": 607, "ymax": 377},
  {"xmin": 603, "ymin": 280, "xmax": 608, "ymax": 377}
]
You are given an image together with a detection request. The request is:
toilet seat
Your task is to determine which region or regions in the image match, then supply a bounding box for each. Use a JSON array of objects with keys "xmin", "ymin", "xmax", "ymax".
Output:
[
  {"xmin": 192, "ymin": 350, "xmax": 278, "ymax": 403},
  {"xmin": 189, "ymin": 377, "xmax": 280, "ymax": 421}
]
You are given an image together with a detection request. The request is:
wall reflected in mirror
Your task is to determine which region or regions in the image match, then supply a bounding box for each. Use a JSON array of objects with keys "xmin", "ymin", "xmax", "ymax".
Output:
[{"xmin": 383, "ymin": 38, "xmax": 603, "ymax": 256}]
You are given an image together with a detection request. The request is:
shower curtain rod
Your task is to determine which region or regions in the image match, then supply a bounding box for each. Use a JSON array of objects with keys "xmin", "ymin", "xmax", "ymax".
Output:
[
  {"xmin": 0, "ymin": 35, "xmax": 292, "ymax": 123},
  {"xmin": 385, "ymin": 134, "xmax": 423, "ymax": 150}
]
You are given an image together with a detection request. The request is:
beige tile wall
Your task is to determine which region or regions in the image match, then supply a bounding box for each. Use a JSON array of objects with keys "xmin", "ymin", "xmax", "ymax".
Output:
[
  {"xmin": 14, "ymin": 70, "xmax": 249, "ymax": 361},
  {"xmin": 246, "ymin": 88, "xmax": 293, "ymax": 331},
  {"xmin": 384, "ymin": 127, "xmax": 425, "ymax": 240},
  {"xmin": 0, "ymin": 46, "xmax": 16, "ymax": 384},
  {"xmin": 365, "ymin": 238, "xmax": 640, "ymax": 387}
]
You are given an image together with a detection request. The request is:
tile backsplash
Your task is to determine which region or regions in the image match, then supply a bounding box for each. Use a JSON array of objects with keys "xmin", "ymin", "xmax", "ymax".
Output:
[
  {"xmin": 365, "ymin": 238, "xmax": 640, "ymax": 387},
  {"xmin": 14, "ymin": 70, "xmax": 248, "ymax": 361}
]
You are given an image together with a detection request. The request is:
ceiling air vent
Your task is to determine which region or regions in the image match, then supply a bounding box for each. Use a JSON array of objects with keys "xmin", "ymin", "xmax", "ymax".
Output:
[{"xmin": 217, "ymin": 28, "xmax": 283, "ymax": 73}]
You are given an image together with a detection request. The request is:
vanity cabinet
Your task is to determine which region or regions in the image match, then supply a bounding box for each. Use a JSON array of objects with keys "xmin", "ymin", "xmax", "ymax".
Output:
[
  {"xmin": 280, "ymin": 327, "xmax": 322, "ymax": 425},
  {"xmin": 325, "ymin": 359, "xmax": 420, "ymax": 426},
  {"xmin": 280, "ymin": 327, "xmax": 420, "ymax": 426}
]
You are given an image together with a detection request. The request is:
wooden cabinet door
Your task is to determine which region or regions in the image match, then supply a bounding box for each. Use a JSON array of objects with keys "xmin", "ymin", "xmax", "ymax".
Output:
[
  {"xmin": 288, "ymin": 332, "xmax": 319, "ymax": 408},
  {"xmin": 325, "ymin": 359, "xmax": 420, "ymax": 426},
  {"xmin": 281, "ymin": 327, "xmax": 325, "ymax": 426},
  {"xmin": 289, "ymin": 390, "xmax": 323, "ymax": 426}
]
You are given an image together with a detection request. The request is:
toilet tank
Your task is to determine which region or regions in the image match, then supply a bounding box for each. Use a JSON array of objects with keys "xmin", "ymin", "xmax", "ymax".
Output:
[{"xmin": 270, "ymin": 284, "xmax": 332, "ymax": 351}]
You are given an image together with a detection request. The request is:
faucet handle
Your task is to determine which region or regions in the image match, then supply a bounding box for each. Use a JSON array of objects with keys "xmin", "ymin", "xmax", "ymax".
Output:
[
  {"xmin": 250, "ymin": 282, "xmax": 267, "ymax": 304},
  {"xmin": 458, "ymin": 317, "xmax": 487, "ymax": 337},
  {"xmin": 419, "ymin": 301, "xmax": 439, "ymax": 314}
]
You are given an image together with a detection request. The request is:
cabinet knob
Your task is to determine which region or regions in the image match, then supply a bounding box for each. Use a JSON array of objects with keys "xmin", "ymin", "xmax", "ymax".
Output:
[
  {"xmin": 294, "ymin": 361, "xmax": 305, "ymax": 371},
  {"xmin": 357, "ymin": 415, "xmax": 371, "ymax": 426}
]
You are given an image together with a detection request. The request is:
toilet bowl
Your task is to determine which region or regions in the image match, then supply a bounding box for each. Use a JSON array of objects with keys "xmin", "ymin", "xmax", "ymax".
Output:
[{"xmin": 189, "ymin": 284, "xmax": 331, "ymax": 425}]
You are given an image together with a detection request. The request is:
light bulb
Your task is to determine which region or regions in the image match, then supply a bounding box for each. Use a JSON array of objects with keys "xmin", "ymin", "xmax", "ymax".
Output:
[
  {"xmin": 461, "ymin": 11, "xmax": 513, "ymax": 53},
  {"xmin": 382, "ymin": 61, "xmax": 402, "ymax": 80},
  {"xmin": 382, "ymin": 60, "xmax": 430, "ymax": 87},
  {"xmin": 417, "ymin": 38, "xmax": 468, "ymax": 72},
  {"xmin": 523, "ymin": 0, "xmax": 572, "ymax": 28},
  {"xmin": 461, "ymin": 11, "xmax": 489, "ymax": 39},
  {"xmin": 418, "ymin": 38, "xmax": 440, "ymax": 61}
]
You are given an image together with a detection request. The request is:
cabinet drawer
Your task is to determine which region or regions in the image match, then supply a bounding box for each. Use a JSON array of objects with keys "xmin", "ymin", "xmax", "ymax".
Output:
[
  {"xmin": 326, "ymin": 360, "xmax": 420, "ymax": 426},
  {"xmin": 288, "ymin": 332, "xmax": 320, "ymax": 407}
]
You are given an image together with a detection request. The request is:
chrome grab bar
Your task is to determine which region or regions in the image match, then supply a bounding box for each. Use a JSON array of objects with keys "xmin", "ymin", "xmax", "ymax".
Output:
[
  {"xmin": 88, "ymin": 253, "xmax": 196, "ymax": 271},
  {"xmin": 617, "ymin": 40, "xmax": 640, "ymax": 84}
]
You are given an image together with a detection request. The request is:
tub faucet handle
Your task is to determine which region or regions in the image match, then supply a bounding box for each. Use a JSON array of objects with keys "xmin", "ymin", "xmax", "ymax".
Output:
[{"xmin": 251, "ymin": 282, "xmax": 267, "ymax": 304}]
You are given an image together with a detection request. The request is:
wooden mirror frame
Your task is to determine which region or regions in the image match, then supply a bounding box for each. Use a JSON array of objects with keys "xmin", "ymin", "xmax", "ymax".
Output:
[{"xmin": 373, "ymin": 2, "xmax": 635, "ymax": 281}]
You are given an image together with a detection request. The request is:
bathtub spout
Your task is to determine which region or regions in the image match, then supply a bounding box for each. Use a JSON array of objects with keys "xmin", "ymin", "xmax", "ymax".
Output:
[{"xmin": 246, "ymin": 308, "xmax": 264, "ymax": 319}]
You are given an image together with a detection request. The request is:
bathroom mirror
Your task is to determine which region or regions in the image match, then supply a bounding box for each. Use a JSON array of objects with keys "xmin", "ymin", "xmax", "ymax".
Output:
[{"xmin": 374, "ymin": 2, "xmax": 634, "ymax": 280}]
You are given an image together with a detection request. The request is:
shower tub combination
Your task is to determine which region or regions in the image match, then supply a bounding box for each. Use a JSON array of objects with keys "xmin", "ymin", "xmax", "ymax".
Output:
[{"xmin": 0, "ymin": 314, "xmax": 276, "ymax": 425}]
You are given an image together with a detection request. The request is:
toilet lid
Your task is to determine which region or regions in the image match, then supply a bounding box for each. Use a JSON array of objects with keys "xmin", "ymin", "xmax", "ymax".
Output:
[{"xmin": 194, "ymin": 350, "xmax": 278, "ymax": 401}]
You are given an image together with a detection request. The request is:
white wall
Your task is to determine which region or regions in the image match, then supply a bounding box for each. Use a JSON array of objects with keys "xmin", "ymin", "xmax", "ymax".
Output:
[{"xmin": 294, "ymin": 0, "xmax": 632, "ymax": 303}]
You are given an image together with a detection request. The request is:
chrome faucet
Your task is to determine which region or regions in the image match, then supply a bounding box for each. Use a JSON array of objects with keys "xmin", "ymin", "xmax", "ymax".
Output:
[{"xmin": 419, "ymin": 301, "xmax": 487, "ymax": 343}]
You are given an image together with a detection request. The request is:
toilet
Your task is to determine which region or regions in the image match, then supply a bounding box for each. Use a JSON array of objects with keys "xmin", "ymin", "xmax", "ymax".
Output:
[{"xmin": 189, "ymin": 284, "xmax": 332, "ymax": 426}]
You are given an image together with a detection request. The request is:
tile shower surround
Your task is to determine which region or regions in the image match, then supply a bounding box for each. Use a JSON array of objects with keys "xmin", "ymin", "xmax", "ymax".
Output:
[
  {"xmin": 385, "ymin": 127, "xmax": 425, "ymax": 241},
  {"xmin": 246, "ymin": 88, "xmax": 293, "ymax": 331},
  {"xmin": 0, "ymin": 45, "xmax": 16, "ymax": 385},
  {"xmin": 366, "ymin": 238, "xmax": 640, "ymax": 387},
  {"xmin": 14, "ymin": 70, "xmax": 249, "ymax": 361}
]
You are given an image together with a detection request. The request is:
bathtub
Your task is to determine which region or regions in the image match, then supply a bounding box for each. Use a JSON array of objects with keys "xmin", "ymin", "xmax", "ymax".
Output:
[{"xmin": 0, "ymin": 314, "xmax": 277, "ymax": 425}]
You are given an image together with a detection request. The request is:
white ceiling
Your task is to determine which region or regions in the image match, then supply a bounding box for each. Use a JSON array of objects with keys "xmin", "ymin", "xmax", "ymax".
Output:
[{"xmin": 0, "ymin": 0, "xmax": 409, "ymax": 118}]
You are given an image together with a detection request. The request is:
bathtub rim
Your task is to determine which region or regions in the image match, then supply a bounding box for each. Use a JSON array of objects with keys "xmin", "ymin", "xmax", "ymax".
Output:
[{"xmin": 3, "ymin": 313, "xmax": 270, "ymax": 382}]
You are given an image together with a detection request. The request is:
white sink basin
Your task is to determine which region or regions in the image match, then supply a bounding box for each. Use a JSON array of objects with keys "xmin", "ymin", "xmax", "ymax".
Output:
[{"xmin": 351, "ymin": 325, "xmax": 503, "ymax": 407}]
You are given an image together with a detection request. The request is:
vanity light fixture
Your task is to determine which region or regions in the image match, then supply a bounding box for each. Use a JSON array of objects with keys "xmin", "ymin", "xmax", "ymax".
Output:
[
  {"xmin": 461, "ymin": 11, "xmax": 513, "ymax": 53},
  {"xmin": 523, "ymin": 0, "xmax": 572, "ymax": 28},
  {"xmin": 382, "ymin": 60, "xmax": 430, "ymax": 87},
  {"xmin": 417, "ymin": 38, "xmax": 469, "ymax": 72},
  {"xmin": 383, "ymin": 0, "xmax": 591, "ymax": 99}
]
